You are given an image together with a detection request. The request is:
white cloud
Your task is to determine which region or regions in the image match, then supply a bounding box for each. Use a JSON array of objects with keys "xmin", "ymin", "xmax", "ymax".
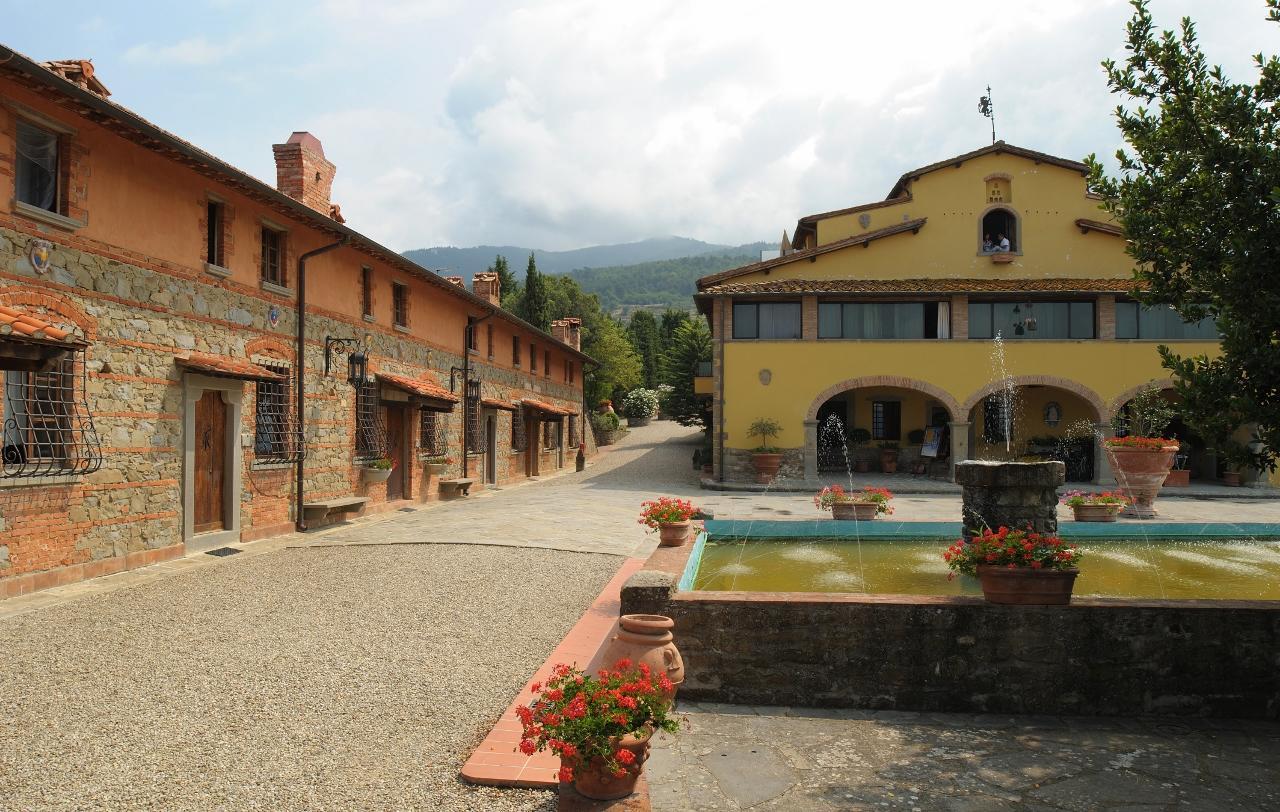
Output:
[{"xmin": 124, "ymin": 35, "xmax": 249, "ymax": 66}]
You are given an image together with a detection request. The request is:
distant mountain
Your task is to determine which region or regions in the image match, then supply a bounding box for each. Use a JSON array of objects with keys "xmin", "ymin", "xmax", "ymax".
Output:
[
  {"xmin": 403, "ymin": 236, "xmax": 744, "ymax": 279},
  {"xmin": 567, "ymin": 244, "xmax": 770, "ymax": 314}
]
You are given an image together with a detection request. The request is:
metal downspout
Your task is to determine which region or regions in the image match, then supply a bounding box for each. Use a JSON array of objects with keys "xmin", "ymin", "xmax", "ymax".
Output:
[
  {"xmin": 295, "ymin": 236, "xmax": 348, "ymax": 532},
  {"xmin": 462, "ymin": 311, "xmax": 495, "ymax": 480},
  {"xmin": 717, "ymin": 298, "xmax": 726, "ymax": 482}
]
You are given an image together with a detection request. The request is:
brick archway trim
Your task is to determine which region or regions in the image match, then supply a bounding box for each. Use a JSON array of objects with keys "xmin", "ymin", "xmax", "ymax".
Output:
[
  {"xmin": 806, "ymin": 376, "xmax": 962, "ymax": 421},
  {"xmin": 1108, "ymin": 378, "xmax": 1176, "ymax": 418},
  {"xmin": 961, "ymin": 375, "xmax": 1107, "ymax": 422},
  {"xmin": 245, "ymin": 336, "xmax": 294, "ymax": 363},
  {"xmin": 0, "ymin": 289, "xmax": 97, "ymax": 341}
]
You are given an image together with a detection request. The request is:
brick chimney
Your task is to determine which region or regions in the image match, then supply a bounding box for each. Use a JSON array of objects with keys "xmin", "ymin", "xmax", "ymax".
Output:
[
  {"xmin": 551, "ymin": 317, "xmax": 581, "ymax": 350},
  {"xmin": 444, "ymin": 275, "xmax": 465, "ymax": 287},
  {"xmin": 43, "ymin": 60, "xmax": 111, "ymax": 97},
  {"xmin": 472, "ymin": 272, "xmax": 501, "ymax": 305},
  {"xmin": 272, "ymin": 132, "xmax": 336, "ymax": 216}
]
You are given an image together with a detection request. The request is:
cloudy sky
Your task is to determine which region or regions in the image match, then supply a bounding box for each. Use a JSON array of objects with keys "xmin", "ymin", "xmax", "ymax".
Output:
[{"xmin": 13, "ymin": 1, "xmax": 1276, "ymax": 251}]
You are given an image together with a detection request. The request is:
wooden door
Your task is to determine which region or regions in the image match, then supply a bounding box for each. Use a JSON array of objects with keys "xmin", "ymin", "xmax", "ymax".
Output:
[
  {"xmin": 526, "ymin": 415, "xmax": 539, "ymax": 477},
  {"xmin": 194, "ymin": 390, "xmax": 226, "ymax": 533},
  {"xmin": 386, "ymin": 406, "xmax": 405, "ymax": 500},
  {"xmin": 485, "ymin": 415, "xmax": 496, "ymax": 484}
]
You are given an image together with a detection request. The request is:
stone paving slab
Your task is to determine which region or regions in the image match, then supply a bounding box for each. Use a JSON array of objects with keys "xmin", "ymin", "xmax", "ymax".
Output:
[{"xmin": 647, "ymin": 703, "xmax": 1280, "ymax": 811}]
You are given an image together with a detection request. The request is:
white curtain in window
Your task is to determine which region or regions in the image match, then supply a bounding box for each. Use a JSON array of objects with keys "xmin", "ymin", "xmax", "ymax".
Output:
[
  {"xmin": 16, "ymin": 122, "xmax": 58, "ymax": 211},
  {"xmin": 937, "ymin": 301, "xmax": 951, "ymax": 339}
]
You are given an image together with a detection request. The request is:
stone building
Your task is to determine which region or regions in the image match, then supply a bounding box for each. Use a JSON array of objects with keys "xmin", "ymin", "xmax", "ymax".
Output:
[{"xmin": 0, "ymin": 49, "xmax": 593, "ymax": 599}]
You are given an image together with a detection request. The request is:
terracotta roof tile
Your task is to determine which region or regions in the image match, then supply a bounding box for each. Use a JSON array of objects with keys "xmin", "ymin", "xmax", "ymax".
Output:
[
  {"xmin": 481, "ymin": 397, "xmax": 519, "ymax": 411},
  {"xmin": 697, "ymin": 277, "xmax": 1139, "ymax": 296},
  {"xmin": 377, "ymin": 372, "xmax": 460, "ymax": 403},
  {"xmin": 0, "ymin": 304, "xmax": 77, "ymax": 343},
  {"xmin": 521, "ymin": 398, "xmax": 572, "ymax": 416},
  {"xmin": 176, "ymin": 353, "xmax": 283, "ymax": 381},
  {"xmin": 696, "ymin": 219, "xmax": 928, "ymax": 289}
]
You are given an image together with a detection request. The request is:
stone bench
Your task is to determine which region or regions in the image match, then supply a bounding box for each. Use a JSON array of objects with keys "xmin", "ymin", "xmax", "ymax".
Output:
[
  {"xmin": 438, "ymin": 478, "xmax": 475, "ymax": 497},
  {"xmin": 302, "ymin": 496, "xmax": 369, "ymax": 525}
]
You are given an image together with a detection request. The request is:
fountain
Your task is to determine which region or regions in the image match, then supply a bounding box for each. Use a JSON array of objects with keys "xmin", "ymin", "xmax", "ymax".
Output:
[{"xmin": 955, "ymin": 459, "xmax": 1065, "ymax": 540}]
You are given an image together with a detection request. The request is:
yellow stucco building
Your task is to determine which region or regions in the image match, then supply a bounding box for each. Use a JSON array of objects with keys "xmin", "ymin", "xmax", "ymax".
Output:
[{"xmin": 694, "ymin": 142, "xmax": 1250, "ymax": 486}]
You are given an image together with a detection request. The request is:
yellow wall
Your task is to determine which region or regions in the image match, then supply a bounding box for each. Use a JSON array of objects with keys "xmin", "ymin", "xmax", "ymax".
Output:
[{"xmin": 722, "ymin": 340, "xmax": 1219, "ymax": 449}]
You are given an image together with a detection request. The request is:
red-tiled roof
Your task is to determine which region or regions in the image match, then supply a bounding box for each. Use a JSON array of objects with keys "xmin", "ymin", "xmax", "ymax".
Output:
[
  {"xmin": 0, "ymin": 304, "xmax": 78, "ymax": 344},
  {"xmin": 697, "ymin": 277, "xmax": 1139, "ymax": 296},
  {"xmin": 377, "ymin": 372, "xmax": 459, "ymax": 403},
  {"xmin": 521, "ymin": 398, "xmax": 572, "ymax": 416},
  {"xmin": 176, "ymin": 352, "xmax": 283, "ymax": 381},
  {"xmin": 696, "ymin": 219, "xmax": 927, "ymax": 290},
  {"xmin": 482, "ymin": 397, "xmax": 519, "ymax": 411}
]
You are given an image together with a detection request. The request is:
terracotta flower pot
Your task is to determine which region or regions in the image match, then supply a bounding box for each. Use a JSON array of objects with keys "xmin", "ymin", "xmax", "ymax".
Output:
[
  {"xmin": 1221, "ymin": 471, "xmax": 1243, "ymax": 487},
  {"xmin": 361, "ymin": 466, "xmax": 393, "ymax": 484},
  {"xmin": 1070, "ymin": 504, "xmax": 1121, "ymax": 522},
  {"xmin": 1162, "ymin": 468, "xmax": 1190, "ymax": 487},
  {"xmin": 831, "ymin": 501, "xmax": 878, "ymax": 521},
  {"xmin": 879, "ymin": 449, "xmax": 899, "ymax": 474},
  {"xmin": 565, "ymin": 727, "xmax": 653, "ymax": 800},
  {"xmin": 658, "ymin": 520, "xmax": 690, "ymax": 547},
  {"xmin": 976, "ymin": 565, "xmax": 1079, "ymax": 605},
  {"xmin": 597, "ymin": 614, "xmax": 684, "ymax": 705},
  {"xmin": 751, "ymin": 452, "xmax": 783, "ymax": 484},
  {"xmin": 1106, "ymin": 445, "xmax": 1177, "ymax": 518},
  {"xmin": 854, "ymin": 458, "xmax": 871, "ymax": 473}
]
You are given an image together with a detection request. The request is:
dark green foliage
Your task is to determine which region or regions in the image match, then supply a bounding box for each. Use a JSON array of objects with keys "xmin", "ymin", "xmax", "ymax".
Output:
[
  {"xmin": 1085, "ymin": 0, "xmax": 1280, "ymax": 472},
  {"xmin": 658, "ymin": 318, "xmax": 712, "ymax": 429},
  {"xmin": 491, "ymin": 254, "xmax": 519, "ymax": 305},
  {"xmin": 567, "ymin": 253, "xmax": 763, "ymax": 312},
  {"xmin": 627, "ymin": 311, "xmax": 662, "ymax": 388},
  {"xmin": 658, "ymin": 309, "xmax": 690, "ymax": 347},
  {"xmin": 518, "ymin": 253, "xmax": 551, "ymax": 331}
]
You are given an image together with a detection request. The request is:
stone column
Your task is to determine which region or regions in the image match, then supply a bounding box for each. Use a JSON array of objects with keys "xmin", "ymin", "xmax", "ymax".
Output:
[
  {"xmin": 803, "ymin": 419, "xmax": 818, "ymax": 480},
  {"xmin": 950, "ymin": 295, "xmax": 968, "ymax": 340},
  {"xmin": 955, "ymin": 460, "xmax": 1066, "ymax": 540},
  {"xmin": 948, "ymin": 421, "xmax": 971, "ymax": 481},
  {"xmin": 1093, "ymin": 423, "xmax": 1114, "ymax": 485},
  {"xmin": 801, "ymin": 296, "xmax": 818, "ymax": 341},
  {"xmin": 1097, "ymin": 295, "xmax": 1116, "ymax": 340}
]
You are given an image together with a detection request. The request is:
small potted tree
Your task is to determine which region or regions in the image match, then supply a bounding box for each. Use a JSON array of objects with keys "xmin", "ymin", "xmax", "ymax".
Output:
[
  {"xmin": 944, "ymin": 527, "xmax": 1082, "ymax": 605},
  {"xmin": 878, "ymin": 441, "xmax": 900, "ymax": 474},
  {"xmin": 850, "ymin": 428, "xmax": 872, "ymax": 473},
  {"xmin": 638, "ymin": 496, "xmax": 701, "ymax": 547},
  {"xmin": 747, "ymin": 418, "xmax": 783, "ymax": 483},
  {"xmin": 1060, "ymin": 490, "xmax": 1128, "ymax": 522},
  {"xmin": 814, "ymin": 485, "xmax": 895, "ymax": 520}
]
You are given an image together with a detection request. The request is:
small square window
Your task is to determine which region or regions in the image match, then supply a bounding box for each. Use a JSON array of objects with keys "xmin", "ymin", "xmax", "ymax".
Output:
[
  {"xmin": 393, "ymin": 283, "xmax": 408, "ymax": 327},
  {"xmin": 261, "ymin": 227, "xmax": 286, "ymax": 287}
]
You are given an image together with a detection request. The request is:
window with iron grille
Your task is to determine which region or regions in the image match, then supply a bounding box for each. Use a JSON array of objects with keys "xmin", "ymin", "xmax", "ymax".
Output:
[
  {"xmin": 543, "ymin": 419, "xmax": 560, "ymax": 450},
  {"xmin": 361, "ymin": 267, "xmax": 373, "ymax": 318},
  {"xmin": 2, "ymin": 354, "xmax": 102, "ymax": 478},
  {"xmin": 419, "ymin": 409, "xmax": 447, "ymax": 457},
  {"xmin": 253, "ymin": 365, "xmax": 302, "ymax": 463},
  {"xmin": 261, "ymin": 226, "xmax": 285, "ymax": 286},
  {"xmin": 511, "ymin": 406, "xmax": 527, "ymax": 451},
  {"xmin": 354, "ymin": 379, "xmax": 386, "ymax": 461},
  {"xmin": 465, "ymin": 380, "xmax": 485, "ymax": 454},
  {"xmin": 393, "ymin": 283, "xmax": 408, "ymax": 327},
  {"xmin": 871, "ymin": 401, "xmax": 901, "ymax": 441}
]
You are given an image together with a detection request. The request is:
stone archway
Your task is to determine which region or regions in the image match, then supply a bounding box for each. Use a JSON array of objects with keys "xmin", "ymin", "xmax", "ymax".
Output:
[
  {"xmin": 961, "ymin": 375, "xmax": 1107, "ymax": 423},
  {"xmin": 1108, "ymin": 378, "xmax": 1176, "ymax": 420}
]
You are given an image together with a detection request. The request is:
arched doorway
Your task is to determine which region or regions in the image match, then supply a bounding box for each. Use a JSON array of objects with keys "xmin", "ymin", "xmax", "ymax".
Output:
[
  {"xmin": 962, "ymin": 378, "xmax": 1105, "ymax": 482},
  {"xmin": 1111, "ymin": 382, "xmax": 1209, "ymax": 483}
]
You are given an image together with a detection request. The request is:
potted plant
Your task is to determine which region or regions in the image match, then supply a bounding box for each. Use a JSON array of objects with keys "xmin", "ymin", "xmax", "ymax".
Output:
[
  {"xmin": 622, "ymin": 388, "xmax": 659, "ymax": 427},
  {"xmin": 906, "ymin": 428, "xmax": 927, "ymax": 474},
  {"xmin": 1060, "ymin": 490, "xmax": 1128, "ymax": 522},
  {"xmin": 638, "ymin": 496, "xmax": 701, "ymax": 547},
  {"xmin": 1106, "ymin": 386, "xmax": 1178, "ymax": 517},
  {"xmin": 517, "ymin": 660, "xmax": 680, "ymax": 801},
  {"xmin": 943, "ymin": 526, "xmax": 1082, "ymax": 605},
  {"xmin": 423, "ymin": 454, "xmax": 452, "ymax": 477},
  {"xmin": 599, "ymin": 399, "xmax": 615, "ymax": 414},
  {"xmin": 878, "ymin": 441, "xmax": 900, "ymax": 474},
  {"xmin": 814, "ymin": 485, "xmax": 895, "ymax": 521},
  {"xmin": 361, "ymin": 457, "xmax": 394, "ymax": 483},
  {"xmin": 747, "ymin": 417, "xmax": 783, "ymax": 483},
  {"xmin": 850, "ymin": 428, "xmax": 872, "ymax": 473},
  {"xmin": 1163, "ymin": 441, "xmax": 1191, "ymax": 487},
  {"xmin": 591, "ymin": 411, "xmax": 625, "ymax": 446}
]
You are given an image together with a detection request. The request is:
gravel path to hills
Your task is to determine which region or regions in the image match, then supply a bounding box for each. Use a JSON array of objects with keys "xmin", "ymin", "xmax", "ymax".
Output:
[{"xmin": 0, "ymin": 544, "xmax": 621, "ymax": 811}]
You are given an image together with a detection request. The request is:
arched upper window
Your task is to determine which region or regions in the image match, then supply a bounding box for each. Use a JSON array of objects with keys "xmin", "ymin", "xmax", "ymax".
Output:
[{"xmin": 980, "ymin": 207, "xmax": 1018, "ymax": 253}]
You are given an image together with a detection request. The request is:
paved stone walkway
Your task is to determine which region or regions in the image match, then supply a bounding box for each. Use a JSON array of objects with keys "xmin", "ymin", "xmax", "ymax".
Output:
[{"xmin": 649, "ymin": 703, "xmax": 1280, "ymax": 811}]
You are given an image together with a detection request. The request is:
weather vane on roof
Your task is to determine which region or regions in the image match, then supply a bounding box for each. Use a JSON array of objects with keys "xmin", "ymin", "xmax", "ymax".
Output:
[{"xmin": 978, "ymin": 85, "xmax": 996, "ymax": 145}]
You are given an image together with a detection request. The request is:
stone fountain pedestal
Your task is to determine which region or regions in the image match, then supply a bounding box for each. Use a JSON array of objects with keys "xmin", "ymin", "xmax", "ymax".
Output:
[{"xmin": 955, "ymin": 460, "xmax": 1065, "ymax": 540}]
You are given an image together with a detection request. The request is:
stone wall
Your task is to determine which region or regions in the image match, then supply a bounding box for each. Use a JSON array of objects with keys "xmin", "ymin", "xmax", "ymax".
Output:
[
  {"xmin": 955, "ymin": 460, "xmax": 1064, "ymax": 539},
  {"xmin": 623, "ymin": 585, "xmax": 1280, "ymax": 719},
  {"xmin": 722, "ymin": 447, "xmax": 805, "ymax": 484}
]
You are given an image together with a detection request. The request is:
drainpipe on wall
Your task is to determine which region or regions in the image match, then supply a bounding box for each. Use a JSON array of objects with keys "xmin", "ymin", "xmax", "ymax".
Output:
[
  {"xmin": 295, "ymin": 236, "xmax": 349, "ymax": 533},
  {"xmin": 716, "ymin": 298, "xmax": 726, "ymax": 482},
  {"xmin": 461, "ymin": 311, "xmax": 495, "ymax": 480}
]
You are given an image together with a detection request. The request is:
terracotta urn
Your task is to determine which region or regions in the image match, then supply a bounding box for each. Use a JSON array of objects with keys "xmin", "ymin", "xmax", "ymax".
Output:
[
  {"xmin": 658, "ymin": 520, "xmax": 690, "ymax": 547},
  {"xmin": 598, "ymin": 614, "xmax": 684, "ymax": 704},
  {"xmin": 879, "ymin": 448, "xmax": 899, "ymax": 474},
  {"xmin": 750, "ymin": 452, "xmax": 783, "ymax": 484},
  {"xmin": 976, "ymin": 565, "xmax": 1079, "ymax": 605},
  {"xmin": 1163, "ymin": 468, "xmax": 1190, "ymax": 487},
  {"xmin": 831, "ymin": 501, "xmax": 878, "ymax": 521},
  {"xmin": 1071, "ymin": 504, "xmax": 1120, "ymax": 523},
  {"xmin": 565, "ymin": 726, "xmax": 652, "ymax": 801},
  {"xmin": 1107, "ymin": 445, "xmax": 1178, "ymax": 518}
]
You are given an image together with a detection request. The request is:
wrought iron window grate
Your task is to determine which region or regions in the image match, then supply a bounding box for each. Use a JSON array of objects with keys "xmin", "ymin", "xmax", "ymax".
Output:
[
  {"xmin": 465, "ymin": 379, "xmax": 485, "ymax": 454},
  {"xmin": 2, "ymin": 353, "xmax": 102, "ymax": 478},
  {"xmin": 254, "ymin": 365, "xmax": 304, "ymax": 463},
  {"xmin": 567, "ymin": 414, "xmax": 579, "ymax": 448},
  {"xmin": 511, "ymin": 405, "xmax": 527, "ymax": 452},
  {"xmin": 543, "ymin": 418, "xmax": 561, "ymax": 450},
  {"xmin": 354, "ymin": 379, "xmax": 387, "ymax": 462},
  {"xmin": 419, "ymin": 409, "xmax": 447, "ymax": 457}
]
